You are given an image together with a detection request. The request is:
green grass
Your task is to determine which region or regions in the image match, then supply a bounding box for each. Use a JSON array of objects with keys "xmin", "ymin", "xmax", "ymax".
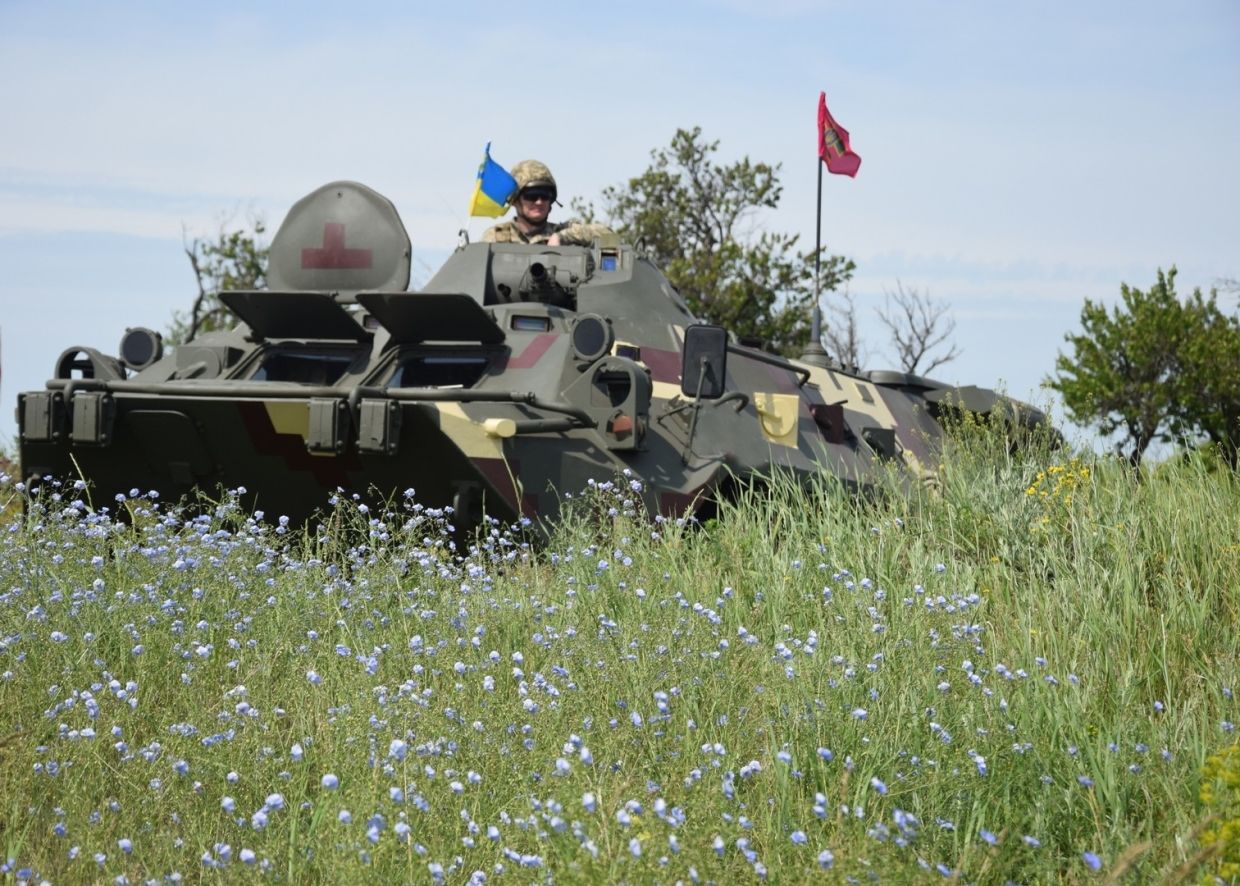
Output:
[{"xmin": 0, "ymin": 429, "xmax": 1237, "ymax": 883}]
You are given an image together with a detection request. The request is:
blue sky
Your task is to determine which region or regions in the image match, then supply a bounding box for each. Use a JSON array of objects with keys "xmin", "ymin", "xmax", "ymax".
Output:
[{"xmin": 2, "ymin": 0, "xmax": 1238, "ymax": 449}]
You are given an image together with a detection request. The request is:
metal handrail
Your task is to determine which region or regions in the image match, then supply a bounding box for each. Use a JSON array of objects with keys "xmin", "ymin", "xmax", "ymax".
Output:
[{"xmin": 46, "ymin": 378, "xmax": 596, "ymax": 429}]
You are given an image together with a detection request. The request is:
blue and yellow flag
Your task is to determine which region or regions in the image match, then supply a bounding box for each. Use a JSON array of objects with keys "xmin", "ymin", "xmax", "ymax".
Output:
[{"xmin": 469, "ymin": 143, "xmax": 518, "ymax": 217}]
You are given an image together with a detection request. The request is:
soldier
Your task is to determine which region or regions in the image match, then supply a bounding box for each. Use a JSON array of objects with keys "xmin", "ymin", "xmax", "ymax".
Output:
[{"xmin": 482, "ymin": 159, "xmax": 612, "ymax": 246}]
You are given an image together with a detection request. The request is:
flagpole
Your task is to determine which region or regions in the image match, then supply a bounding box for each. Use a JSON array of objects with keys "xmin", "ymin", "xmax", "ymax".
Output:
[{"xmin": 802, "ymin": 146, "xmax": 830, "ymax": 366}]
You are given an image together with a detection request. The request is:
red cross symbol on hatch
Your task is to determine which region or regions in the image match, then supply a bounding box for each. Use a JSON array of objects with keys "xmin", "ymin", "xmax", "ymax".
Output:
[{"xmin": 301, "ymin": 223, "xmax": 373, "ymax": 269}]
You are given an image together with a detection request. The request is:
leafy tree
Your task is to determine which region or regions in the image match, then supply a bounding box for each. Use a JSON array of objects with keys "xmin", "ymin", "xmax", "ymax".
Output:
[
  {"xmin": 595, "ymin": 127, "xmax": 854, "ymax": 355},
  {"xmin": 1174, "ymin": 292, "xmax": 1240, "ymax": 467},
  {"xmin": 168, "ymin": 217, "xmax": 269, "ymax": 345},
  {"xmin": 1049, "ymin": 267, "xmax": 1240, "ymax": 467}
]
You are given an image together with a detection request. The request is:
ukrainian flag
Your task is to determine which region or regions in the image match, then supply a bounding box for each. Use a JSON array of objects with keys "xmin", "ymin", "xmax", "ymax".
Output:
[{"xmin": 469, "ymin": 143, "xmax": 518, "ymax": 217}]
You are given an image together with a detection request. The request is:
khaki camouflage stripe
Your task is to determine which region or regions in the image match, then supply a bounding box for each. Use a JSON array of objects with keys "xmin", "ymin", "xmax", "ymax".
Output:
[{"xmin": 799, "ymin": 364, "xmax": 934, "ymax": 477}]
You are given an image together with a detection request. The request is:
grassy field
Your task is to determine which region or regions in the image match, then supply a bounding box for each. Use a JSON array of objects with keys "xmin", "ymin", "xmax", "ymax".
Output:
[{"xmin": 0, "ymin": 427, "xmax": 1237, "ymax": 884}]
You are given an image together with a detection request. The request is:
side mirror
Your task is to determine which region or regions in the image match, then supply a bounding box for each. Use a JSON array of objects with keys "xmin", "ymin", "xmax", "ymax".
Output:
[{"xmin": 681, "ymin": 325, "xmax": 728, "ymax": 399}]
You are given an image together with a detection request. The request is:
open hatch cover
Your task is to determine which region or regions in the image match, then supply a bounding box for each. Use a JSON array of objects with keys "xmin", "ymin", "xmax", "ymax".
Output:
[
  {"xmin": 219, "ymin": 291, "xmax": 371, "ymax": 341},
  {"xmin": 356, "ymin": 292, "xmax": 506, "ymax": 345}
]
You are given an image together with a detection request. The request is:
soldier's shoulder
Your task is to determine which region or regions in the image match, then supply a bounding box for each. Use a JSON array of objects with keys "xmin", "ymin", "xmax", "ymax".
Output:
[{"xmin": 482, "ymin": 221, "xmax": 517, "ymax": 243}]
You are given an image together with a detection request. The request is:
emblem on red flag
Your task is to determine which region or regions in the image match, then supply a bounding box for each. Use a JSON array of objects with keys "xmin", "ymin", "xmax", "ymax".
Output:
[{"xmin": 817, "ymin": 92, "xmax": 861, "ymax": 178}]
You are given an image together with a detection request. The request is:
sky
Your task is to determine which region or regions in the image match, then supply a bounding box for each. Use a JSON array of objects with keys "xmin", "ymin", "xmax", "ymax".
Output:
[{"xmin": 1, "ymin": 0, "xmax": 1237, "ymax": 450}]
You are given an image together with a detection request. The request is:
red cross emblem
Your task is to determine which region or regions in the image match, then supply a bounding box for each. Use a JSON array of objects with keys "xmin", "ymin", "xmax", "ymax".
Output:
[{"xmin": 301, "ymin": 223, "xmax": 373, "ymax": 270}]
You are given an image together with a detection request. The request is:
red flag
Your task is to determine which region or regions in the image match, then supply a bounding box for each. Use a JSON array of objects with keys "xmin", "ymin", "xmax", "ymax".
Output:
[{"xmin": 818, "ymin": 92, "xmax": 861, "ymax": 177}]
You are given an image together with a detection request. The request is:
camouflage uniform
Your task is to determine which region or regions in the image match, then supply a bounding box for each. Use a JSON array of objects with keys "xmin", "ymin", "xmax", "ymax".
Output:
[
  {"xmin": 482, "ymin": 158, "xmax": 614, "ymax": 246},
  {"xmin": 481, "ymin": 219, "xmax": 613, "ymax": 246}
]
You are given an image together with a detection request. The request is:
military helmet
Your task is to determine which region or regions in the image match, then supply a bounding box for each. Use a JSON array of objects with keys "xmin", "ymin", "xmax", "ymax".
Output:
[{"xmin": 510, "ymin": 159, "xmax": 557, "ymax": 202}]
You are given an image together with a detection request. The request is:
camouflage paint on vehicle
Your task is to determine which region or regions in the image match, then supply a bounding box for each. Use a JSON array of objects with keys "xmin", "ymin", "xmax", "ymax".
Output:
[{"xmin": 17, "ymin": 181, "xmax": 1052, "ymax": 533}]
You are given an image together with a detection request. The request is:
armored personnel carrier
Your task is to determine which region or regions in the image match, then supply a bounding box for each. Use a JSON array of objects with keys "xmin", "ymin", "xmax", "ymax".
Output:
[{"xmin": 16, "ymin": 181, "xmax": 1049, "ymax": 530}]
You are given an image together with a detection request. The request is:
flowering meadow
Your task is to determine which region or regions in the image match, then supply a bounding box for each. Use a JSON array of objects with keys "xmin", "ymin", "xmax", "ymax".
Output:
[{"xmin": 1, "ymin": 430, "xmax": 1238, "ymax": 884}]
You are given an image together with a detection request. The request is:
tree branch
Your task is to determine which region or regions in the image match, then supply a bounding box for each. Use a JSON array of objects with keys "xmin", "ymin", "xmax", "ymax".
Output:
[{"xmin": 876, "ymin": 281, "xmax": 960, "ymax": 375}]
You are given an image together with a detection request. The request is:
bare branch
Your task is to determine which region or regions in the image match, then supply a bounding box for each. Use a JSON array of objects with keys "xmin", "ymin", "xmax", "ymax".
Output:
[
  {"xmin": 876, "ymin": 281, "xmax": 961, "ymax": 375},
  {"xmin": 822, "ymin": 288, "xmax": 867, "ymax": 369},
  {"xmin": 182, "ymin": 232, "xmax": 208, "ymax": 343}
]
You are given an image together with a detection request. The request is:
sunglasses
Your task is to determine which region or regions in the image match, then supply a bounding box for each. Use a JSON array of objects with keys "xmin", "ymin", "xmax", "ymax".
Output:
[{"xmin": 520, "ymin": 190, "xmax": 554, "ymax": 203}]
